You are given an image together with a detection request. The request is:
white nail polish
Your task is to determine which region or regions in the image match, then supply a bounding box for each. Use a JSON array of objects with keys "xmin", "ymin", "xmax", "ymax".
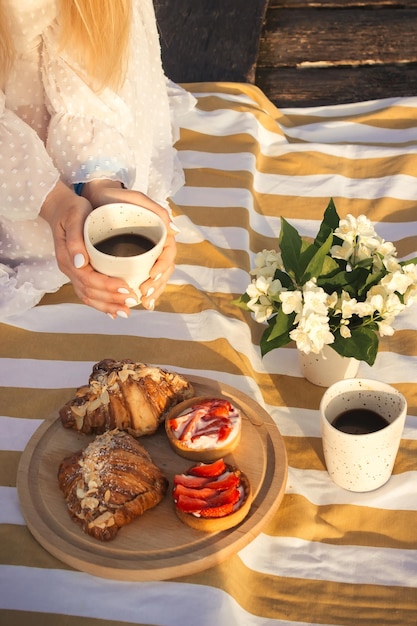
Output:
[
  {"xmin": 107, "ymin": 313, "xmax": 115, "ymax": 319},
  {"xmin": 117, "ymin": 287, "xmax": 130, "ymax": 295},
  {"xmin": 74, "ymin": 253, "xmax": 85, "ymax": 269},
  {"xmin": 116, "ymin": 310, "xmax": 128, "ymax": 319},
  {"xmin": 170, "ymin": 222, "xmax": 181, "ymax": 233},
  {"xmin": 148, "ymin": 299, "xmax": 155, "ymax": 311},
  {"xmin": 153, "ymin": 273, "xmax": 162, "ymax": 282},
  {"xmin": 146, "ymin": 287, "xmax": 155, "ymax": 298},
  {"xmin": 125, "ymin": 297, "xmax": 137, "ymax": 307}
]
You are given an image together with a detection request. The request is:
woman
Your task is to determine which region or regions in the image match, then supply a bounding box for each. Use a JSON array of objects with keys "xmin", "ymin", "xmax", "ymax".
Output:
[{"xmin": 0, "ymin": 0, "xmax": 194, "ymax": 319}]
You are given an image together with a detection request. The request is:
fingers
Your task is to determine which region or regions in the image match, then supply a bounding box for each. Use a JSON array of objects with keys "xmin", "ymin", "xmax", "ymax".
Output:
[
  {"xmin": 139, "ymin": 233, "xmax": 177, "ymax": 310},
  {"xmin": 45, "ymin": 182, "xmax": 179, "ymax": 317},
  {"xmin": 70, "ymin": 265, "xmax": 138, "ymax": 318}
]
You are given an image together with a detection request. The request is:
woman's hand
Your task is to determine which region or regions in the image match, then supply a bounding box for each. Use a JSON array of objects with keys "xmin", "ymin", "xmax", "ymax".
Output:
[
  {"xmin": 40, "ymin": 181, "xmax": 138, "ymax": 317},
  {"xmin": 82, "ymin": 180, "xmax": 178, "ymax": 310}
]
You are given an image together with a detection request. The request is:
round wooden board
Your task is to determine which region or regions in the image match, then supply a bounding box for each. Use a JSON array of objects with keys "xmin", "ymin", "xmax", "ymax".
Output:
[{"xmin": 17, "ymin": 375, "xmax": 288, "ymax": 581}]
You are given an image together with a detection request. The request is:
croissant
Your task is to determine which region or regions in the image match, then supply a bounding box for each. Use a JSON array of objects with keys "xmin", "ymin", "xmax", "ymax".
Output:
[
  {"xmin": 59, "ymin": 359, "xmax": 194, "ymax": 436},
  {"xmin": 58, "ymin": 429, "xmax": 168, "ymax": 541}
]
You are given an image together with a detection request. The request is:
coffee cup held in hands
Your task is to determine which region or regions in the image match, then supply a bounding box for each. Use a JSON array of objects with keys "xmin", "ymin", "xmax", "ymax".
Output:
[
  {"xmin": 84, "ymin": 203, "xmax": 167, "ymax": 304},
  {"xmin": 320, "ymin": 378, "xmax": 407, "ymax": 492}
]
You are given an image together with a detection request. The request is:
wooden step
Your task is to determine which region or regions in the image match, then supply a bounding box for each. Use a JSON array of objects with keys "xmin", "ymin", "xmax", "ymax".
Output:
[{"xmin": 256, "ymin": 0, "xmax": 417, "ymax": 106}]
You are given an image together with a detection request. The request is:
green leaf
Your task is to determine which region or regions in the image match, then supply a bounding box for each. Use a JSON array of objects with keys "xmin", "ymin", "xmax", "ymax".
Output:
[
  {"xmin": 274, "ymin": 268, "xmax": 295, "ymax": 289},
  {"xmin": 301, "ymin": 232, "xmax": 334, "ymax": 283},
  {"xmin": 266, "ymin": 308, "xmax": 295, "ymax": 341},
  {"xmin": 314, "ymin": 198, "xmax": 340, "ymax": 247},
  {"xmin": 260, "ymin": 311, "xmax": 295, "ymax": 356},
  {"xmin": 232, "ymin": 293, "xmax": 251, "ymax": 310},
  {"xmin": 331, "ymin": 326, "xmax": 379, "ymax": 366},
  {"xmin": 279, "ymin": 218, "xmax": 303, "ymax": 282},
  {"xmin": 358, "ymin": 267, "xmax": 386, "ymax": 298}
]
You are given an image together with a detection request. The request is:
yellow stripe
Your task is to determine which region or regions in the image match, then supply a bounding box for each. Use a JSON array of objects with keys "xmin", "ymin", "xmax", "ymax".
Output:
[
  {"xmin": 0, "ymin": 611, "xmax": 150, "ymax": 626},
  {"xmin": 275, "ymin": 105, "xmax": 417, "ymax": 131},
  {"xmin": 176, "ymin": 241, "xmax": 248, "ymax": 269},
  {"xmin": 0, "ymin": 451, "xmax": 20, "ymax": 487},
  {"xmin": 266, "ymin": 494, "xmax": 417, "ymax": 548},
  {"xmin": 180, "ymin": 139, "xmax": 417, "ymax": 183},
  {"xmin": 284, "ymin": 436, "xmax": 417, "ymax": 474},
  {"xmin": 1, "ymin": 524, "xmax": 415, "ymax": 624},
  {"xmin": 0, "ymin": 525, "xmax": 72, "ymax": 570},
  {"xmin": 176, "ymin": 556, "xmax": 417, "ymax": 625}
]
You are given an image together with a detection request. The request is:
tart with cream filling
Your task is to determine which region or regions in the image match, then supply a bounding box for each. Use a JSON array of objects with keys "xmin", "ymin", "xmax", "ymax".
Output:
[
  {"xmin": 172, "ymin": 458, "xmax": 251, "ymax": 532},
  {"xmin": 165, "ymin": 396, "xmax": 242, "ymax": 461}
]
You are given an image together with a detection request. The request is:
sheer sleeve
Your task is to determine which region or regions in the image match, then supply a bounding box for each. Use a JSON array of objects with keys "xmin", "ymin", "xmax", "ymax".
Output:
[
  {"xmin": 40, "ymin": 0, "xmax": 195, "ymax": 204},
  {"xmin": 0, "ymin": 90, "xmax": 59, "ymax": 220},
  {"xmin": 41, "ymin": 23, "xmax": 137, "ymax": 191}
]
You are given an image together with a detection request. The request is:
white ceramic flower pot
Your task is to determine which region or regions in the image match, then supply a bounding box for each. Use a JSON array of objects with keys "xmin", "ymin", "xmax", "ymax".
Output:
[
  {"xmin": 320, "ymin": 378, "xmax": 407, "ymax": 492},
  {"xmin": 298, "ymin": 344, "xmax": 360, "ymax": 387}
]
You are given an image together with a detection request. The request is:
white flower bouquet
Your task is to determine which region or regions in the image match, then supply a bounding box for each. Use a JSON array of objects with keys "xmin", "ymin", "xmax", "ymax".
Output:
[{"xmin": 235, "ymin": 199, "xmax": 417, "ymax": 366}]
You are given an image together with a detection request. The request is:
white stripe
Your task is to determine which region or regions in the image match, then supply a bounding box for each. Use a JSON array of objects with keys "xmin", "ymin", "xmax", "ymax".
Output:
[
  {"xmin": 180, "ymin": 107, "xmax": 285, "ymax": 144},
  {"xmin": 191, "ymin": 90, "xmax": 262, "ymax": 107},
  {"xmin": 286, "ymin": 467, "xmax": 417, "ymax": 510},
  {"xmin": 261, "ymin": 345, "xmax": 417, "ymax": 383},
  {"xmin": 175, "ymin": 221, "xmax": 252, "ymax": 251},
  {"xmin": 254, "ymin": 172, "xmax": 417, "ymax": 201},
  {"xmin": 0, "ymin": 565, "xmax": 319, "ymax": 626},
  {"xmin": 179, "ymin": 149, "xmax": 257, "ymax": 171},
  {"xmin": 0, "ymin": 416, "xmax": 43, "ymax": 450},
  {"xmin": 0, "ymin": 359, "xmax": 94, "ymax": 389},
  {"xmin": 2, "ymin": 407, "xmax": 415, "ymax": 452},
  {"xmin": 259, "ymin": 140, "xmax": 417, "ymax": 160},
  {"xmin": 280, "ymin": 95, "xmax": 417, "ymax": 117},
  {"xmin": 239, "ymin": 534, "xmax": 417, "ymax": 587},
  {"xmin": 282, "ymin": 122, "xmax": 417, "ymax": 145},
  {"xmin": 268, "ymin": 406, "xmax": 417, "ymax": 441},
  {"xmin": 2, "ymin": 321, "xmax": 417, "ymax": 387},
  {"xmin": 0, "ymin": 487, "xmax": 25, "ymax": 525}
]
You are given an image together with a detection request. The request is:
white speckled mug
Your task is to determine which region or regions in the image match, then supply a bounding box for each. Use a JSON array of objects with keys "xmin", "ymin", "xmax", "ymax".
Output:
[
  {"xmin": 84, "ymin": 203, "xmax": 167, "ymax": 304},
  {"xmin": 320, "ymin": 378, "xmax": 407, "ymax": 492}
]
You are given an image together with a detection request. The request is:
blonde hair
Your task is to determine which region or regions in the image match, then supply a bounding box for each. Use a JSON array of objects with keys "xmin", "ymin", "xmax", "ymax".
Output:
[
  {"xmin": 0, "ymin": 3, "xmax": 14, "ymax": 86},
  {"xmin": 0, "ymin": 0, "xmax": 132, "ymax": 91}
]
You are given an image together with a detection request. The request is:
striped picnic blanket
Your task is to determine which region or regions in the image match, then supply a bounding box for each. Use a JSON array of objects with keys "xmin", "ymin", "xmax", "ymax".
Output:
[{"xmin": 1, "ymin": 82, "xmax": 416, "ymax": 626}]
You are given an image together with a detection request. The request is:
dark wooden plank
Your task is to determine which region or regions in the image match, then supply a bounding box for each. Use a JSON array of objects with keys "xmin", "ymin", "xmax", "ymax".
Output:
[
  {"xmin": 257, "ymin": 7, "xmax": 417, "ymax": 66},
  {"xmin": 153, "ymin": 0, "xmax": 269, "ymax": 83},
  {"xmin": 256, "ymin": 63, "xmax": 417, "ymax": 107},
  {"xmin": 268, "ymin": 0, "xmax": 417, "ymax": 7}
]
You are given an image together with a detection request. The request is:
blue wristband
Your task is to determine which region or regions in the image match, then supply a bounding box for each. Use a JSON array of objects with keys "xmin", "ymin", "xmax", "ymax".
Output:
[{"xmin": 73, "ymin": 183, "xmax": 85, "ymax": 196}]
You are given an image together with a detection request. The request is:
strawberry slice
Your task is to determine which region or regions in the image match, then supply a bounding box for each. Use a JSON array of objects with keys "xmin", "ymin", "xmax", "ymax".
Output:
[
  {"xmin": 199, "ymin": 502, "xmax": 235, "ymax": 518},
  {"xmin": 189, "ymin": 459, "xmax": 227, "ymax": 477},
  {"xmin": 173, "ymin": 484, "xmax": 218, "ymax": 501},
  {"xmin": 200, "ymin": 399, "xmax": 232, "ymax": 419},
  {"xmin": 205, "ymin": 486, "xmax": 241, "ymax": 507},
  {"xmin": 190, "ymin": 420, "xmax": 231, "ymax": 441},
  {"xmin": 175, "ymin": 494, "xmax": 207, "ymax": 512},
  {"xmin": 205, "ymin": 472, "xmax": 239, "ymax": 491},
  {"xmin": 173, "ymin": 474, "xmax": 211, "ymax": 489},
  {"xmin": 178, "ymin": 409, "xmax": 205, "ymax": 441}
]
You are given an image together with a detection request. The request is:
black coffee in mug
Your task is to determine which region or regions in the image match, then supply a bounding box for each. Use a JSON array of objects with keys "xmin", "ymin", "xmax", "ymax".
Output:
[
  {"xmin": 332, "ymin": 409, "xmax": 390, "ymax": 435},
  {"xmin": 94, "ymin": 233, "xmax": 155, "ymax": 257}
]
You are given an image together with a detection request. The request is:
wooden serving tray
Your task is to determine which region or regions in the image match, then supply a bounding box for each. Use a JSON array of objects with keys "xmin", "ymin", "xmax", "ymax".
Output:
[{"xmin": 17, "ymin": 375, "xmax": 288, "ymax": 581}]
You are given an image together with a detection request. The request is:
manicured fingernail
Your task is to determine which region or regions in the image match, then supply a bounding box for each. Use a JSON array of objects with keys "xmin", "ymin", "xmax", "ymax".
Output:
[
  {"xmin": 74, "ymin": 253, "xmax": 85, "ymax": 269},
  {"xmin": 107, "ymin": 313, "xmax": 115, "ymax": 319},
  {"xmin": 170, "ymin": 222, "xmax": 181, "ymax": 233},
  {"xmin": 116, "ymin": 310, "xmax": 128, "ymax": 318},
  {"xmin": 125, "ymin": 297, "xmax": 137, "ymax": 307},
  {"xmin": 153, "ymin": 273, "xmax": 162, "ymax": 282},
  {"xmin": 148, "ymin": 299, "xmax": 155, "ymax": 311},
  {"xmin": 117, "ymin": 287, "xmax": 130, "ymax": 295},
  {"xmin": 146, "ymin": 287, "xmax": 155, "ymax": 298}
]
